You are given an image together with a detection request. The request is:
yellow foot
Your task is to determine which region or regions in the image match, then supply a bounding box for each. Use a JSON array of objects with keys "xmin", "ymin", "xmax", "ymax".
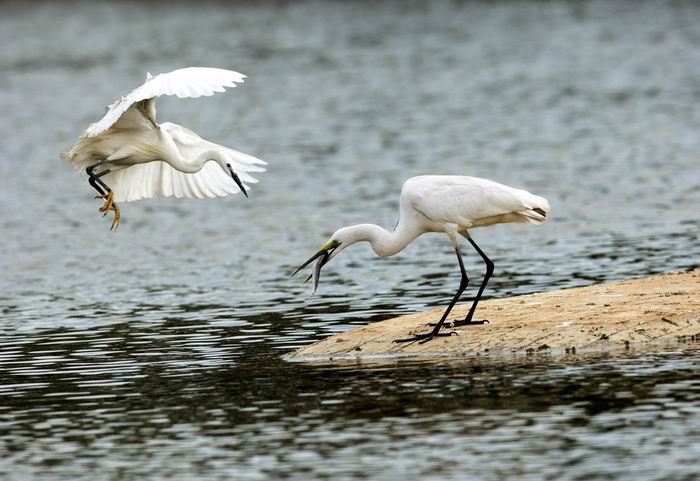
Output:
[
  {"xmin": 95, "ymin": 192, "xmax": 121, "ymax": 231},
  {"xmin": 109, "ymin": 203, "xmax": 121, "ymax": 231},
  {"xmin": 96, "ymin": 192, "xmax": 114, "ymax": 215}
]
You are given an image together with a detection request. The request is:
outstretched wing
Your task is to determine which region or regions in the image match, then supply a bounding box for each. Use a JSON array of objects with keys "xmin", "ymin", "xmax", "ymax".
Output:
[
  {"xmin": 101, "ymin": 126, "xmax": 266, "ymax": 203},
  {"xmin": 81, "ymin": 67, "xmax": 246, "ymax": 138}
]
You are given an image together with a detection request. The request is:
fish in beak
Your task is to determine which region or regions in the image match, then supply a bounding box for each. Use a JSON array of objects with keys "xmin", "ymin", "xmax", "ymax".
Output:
[
  {"xmin": 291, "ymin": 240, "xmax": 341, "ymax": 295},
  {"xmin": 227, "ymin": 164, "xmax": 248, "ymax": 198}
]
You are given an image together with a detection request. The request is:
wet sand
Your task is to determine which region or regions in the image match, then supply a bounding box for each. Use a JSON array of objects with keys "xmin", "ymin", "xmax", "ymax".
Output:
[{"xmin": 290, "ymin": 271, "xmax": 700, "ymax": 360}]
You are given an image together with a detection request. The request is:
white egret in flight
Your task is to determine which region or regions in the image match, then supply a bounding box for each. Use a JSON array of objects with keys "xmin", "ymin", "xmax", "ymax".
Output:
[
  {"xmin": 62, "ymin": 67, "xmax": 266, "ymax": 230},
  {"xmin": 292, "ymin": 175, "xmax": 550, "ymax": 343}
]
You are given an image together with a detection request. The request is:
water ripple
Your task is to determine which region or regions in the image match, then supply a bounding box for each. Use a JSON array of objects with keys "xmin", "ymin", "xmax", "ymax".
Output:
[{"xmin": 2, "ymin": 0, "xmax": 700, "ymax": 480}]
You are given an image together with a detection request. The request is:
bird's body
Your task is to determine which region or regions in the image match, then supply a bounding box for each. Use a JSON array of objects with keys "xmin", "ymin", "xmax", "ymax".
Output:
[
  {"xmin": 293, "ymin": 175, "xmax": 550, "ymax": 342},
  {"xmin": 62, "ymin": 67, "xmax": 266, "ymax": 229},
  {"xmin": 340, "ymin": 175, "xmax": 549, "ymax": 257}
]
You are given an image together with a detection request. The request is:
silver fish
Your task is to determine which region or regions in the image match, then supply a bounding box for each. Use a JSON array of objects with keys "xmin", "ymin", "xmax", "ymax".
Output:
[{"xmin": 311, "ymin": 251, "xmax": 330, "ymax": 297}]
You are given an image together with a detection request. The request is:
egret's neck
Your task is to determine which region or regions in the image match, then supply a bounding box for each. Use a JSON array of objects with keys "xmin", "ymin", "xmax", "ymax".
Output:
[
  {"xmin": 346, "ymin": 220, "xmax": 422, "ymax": 257},
  {"xmin": 159, "ymin": 128, "xmax": 226, "ymax": 174}
]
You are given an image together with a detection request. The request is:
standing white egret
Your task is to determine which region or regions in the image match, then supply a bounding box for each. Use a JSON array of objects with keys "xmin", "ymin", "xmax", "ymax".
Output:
[
  {"xmin": 62, "ymin": 67, "xmax": 266, "ymax": 230},
  {"xmin": 292, "ymin": 175, "xmax": 550, "ymax": 343}
]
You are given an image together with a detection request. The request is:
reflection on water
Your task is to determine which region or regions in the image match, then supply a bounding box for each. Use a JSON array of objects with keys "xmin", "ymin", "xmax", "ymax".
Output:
[
  {"xmin": 1, "ymin": 0, "xmax": 699, "ymax": 480},
  {"xmin": 1, "ymin": 340, "xmax": 699, "ymax": 480}
]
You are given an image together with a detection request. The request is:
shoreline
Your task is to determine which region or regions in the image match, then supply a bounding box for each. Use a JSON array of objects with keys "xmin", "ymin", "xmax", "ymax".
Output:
[{"xmin": 288, "ymin": 271, "xmax": 700, "ymax": 361}]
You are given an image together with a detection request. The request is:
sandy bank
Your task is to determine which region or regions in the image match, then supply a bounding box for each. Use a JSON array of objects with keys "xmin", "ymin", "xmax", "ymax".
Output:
[{"xmin": 289, "ymin": 271, "xmax": 700, "ymax": 361}]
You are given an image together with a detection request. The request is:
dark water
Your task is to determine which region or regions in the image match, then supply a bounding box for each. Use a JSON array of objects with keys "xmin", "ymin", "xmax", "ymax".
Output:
[{"xmin": 1, "ymin": 1, "xmax": 699, "ymax": 479}]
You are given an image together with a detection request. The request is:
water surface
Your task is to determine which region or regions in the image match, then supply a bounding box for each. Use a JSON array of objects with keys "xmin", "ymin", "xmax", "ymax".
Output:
[{"xmin": 1, "ymin": 1, "xmax": 699, "ymax": 479}]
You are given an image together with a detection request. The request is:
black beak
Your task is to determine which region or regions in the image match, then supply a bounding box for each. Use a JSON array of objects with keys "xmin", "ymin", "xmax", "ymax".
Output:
[
  {"xmin": 292, "ymin": 244, "xmax": 338, "ymax": 296},
  {"xmin": 227, "ymin": 165, "xmax": 248, "ymax": 198},
  {"xmin": 291, "ymin": 247, "xmax": 330, "ymax": 278}
]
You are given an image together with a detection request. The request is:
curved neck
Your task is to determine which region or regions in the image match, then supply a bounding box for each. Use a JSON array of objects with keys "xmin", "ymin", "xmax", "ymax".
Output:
[
  {"xmin": 173, "ymin": 151, "xmax": 227, "ymax": 174},
  {"xmin": 160, "ymin": 130, "xmax": 226, "ymax": 174},
  {"xmin": 346, "ymin": 219, "xmax": 422, "ymax": 257}
]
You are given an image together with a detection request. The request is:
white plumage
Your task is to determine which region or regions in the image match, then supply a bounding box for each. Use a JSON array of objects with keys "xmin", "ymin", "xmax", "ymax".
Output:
[
  {"xmin": 81, "ymin": 67, "xmax": 247, "ymax": 138},
  {"xmin": 400, "ymin": 175, "xmax": 548, "ymax": 230},
  {"xmin": 62, "ymin": 67, "xmax": 266, "ymax": 230},
  {"xmin": 293, "ymin": 175, "xmax": 550, "ymax": 343},
  {"xmin": 95, "ymin": 123, "xmax": 263, "ymax": 203}
]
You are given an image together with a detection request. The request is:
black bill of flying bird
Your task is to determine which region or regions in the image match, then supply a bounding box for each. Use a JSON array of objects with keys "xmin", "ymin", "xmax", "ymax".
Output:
[{"xmin": 227, "ymin": 164, "xmax": 248, "ymax": 198}]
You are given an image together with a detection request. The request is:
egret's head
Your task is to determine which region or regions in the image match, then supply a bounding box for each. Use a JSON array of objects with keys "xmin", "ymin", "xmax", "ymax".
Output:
[{"xmin": 291, "ymin": 228, "xmax": 361, "ymax": 295}]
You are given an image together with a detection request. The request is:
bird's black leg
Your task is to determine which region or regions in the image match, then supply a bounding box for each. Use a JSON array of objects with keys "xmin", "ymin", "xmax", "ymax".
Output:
[
  {"xmin": 86, "ymin": 159, "xmax": 112, "ymax": 196},
  {"xmin": 88, "ymin": 177, "xmax": 106, "ymax": 196},
  {"xmin": 452, "ymin": 236, "xmax": 494, "ymax": 327},
  {"xmin": 86, "ymin": 159, "xmax": 120, "ymax": 231},
  {"xmin": 88, "ymin": 168, "xmax": 113, "ymax": 197},
  {"xmin": 395, "ymin": 246, "xmax": 469, "ymax": 344},
  {"xmin": 93, "ymin": 167, "xmax": 113, "ymax": 195}
]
